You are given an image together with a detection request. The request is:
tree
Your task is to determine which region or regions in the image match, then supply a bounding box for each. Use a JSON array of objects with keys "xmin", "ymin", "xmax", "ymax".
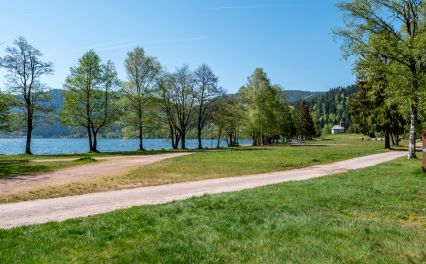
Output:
[
  {"xmin": 157, "ymin": 66, "xmax": 196, "ymax": 149},
  {"xmin": 335, "ymin": 0, "xmax": 426, "ymax": 159},
  {"xmin": 122, "ymin": 47, "xmax": 161, "ymax": 151},
  {"xmin": 349, "ymin": 81, "xmax": 376, "ymax": 137},
  {"xmin": 239, "ymin": 68, "xmax": 290, "ymax": 145},
  {"xmin": 194, "ymin": 64, "xmax": 222, "ymax": 148},
  {"xmin": 296, "ymin": 101, "xmax": 315, "ymax": 141},
  {"xmin": 210, "ymin": 95, "xmax": 244, "ymax": 147},
  {"xmin": 61, "ymin": 50, "xmax": 120, "ymax": 152},
  {"xmin": 0, "ymin": 37, "xmax": 53, "ymax": 154},
  {"xmin": 0, "ymin": 92, "xmax": 12, "ymax": 132}
]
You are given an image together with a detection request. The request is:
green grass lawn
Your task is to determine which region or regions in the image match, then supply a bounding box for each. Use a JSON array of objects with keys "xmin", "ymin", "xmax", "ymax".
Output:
[
  {"xmin": 0, "ymin": 134, "xmax": 393, "ymax": 203},
  {"xmin": 1, "ymin": 158, "xmax": 424, "ymax": 263},
  {"xmin": 0, "ymin": 156, "xmax": 98, "ymax": 179}
]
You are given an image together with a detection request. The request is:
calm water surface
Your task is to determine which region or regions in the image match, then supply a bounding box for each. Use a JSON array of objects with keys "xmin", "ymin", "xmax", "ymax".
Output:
[{"xmin": 0, "ymin": 138, "xmax": 252, "ymax": 155}]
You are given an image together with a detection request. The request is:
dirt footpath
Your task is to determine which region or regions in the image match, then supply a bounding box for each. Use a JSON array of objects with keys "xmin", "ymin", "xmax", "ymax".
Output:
[
  {"xmin": 0, "ymin": 153, "xmax": 192, "ymax": 195},
  {"xmin": 0, "ymin": 151, "xmax": 405, "ymax": 228}
]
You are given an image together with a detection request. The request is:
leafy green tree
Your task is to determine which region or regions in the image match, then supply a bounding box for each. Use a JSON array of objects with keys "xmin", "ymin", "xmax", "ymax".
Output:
[
  {"xmin": 335, "ymin": 0, "xmax": 426, "ymax": 159},
  {"xmin": 239, "ymin": 68, "xmax": 290, "ymax": 145},
  {"xmin": 349, "ymin": 81, "xmax": 375, "ymax": 137},
  {"xmin": 356, "ymin": 51, "xmax": 407, "ymax": 148},
  {"xmin": 0, "ymin": 37, "xmax": 53, "ymax": 154},
  {"xmin": 194, "ymin": 64, "xmax": 222, "ymax": 149},
  {"xmin": 122, "ymin": 47, "xmax": 161, "ymax": 151},
  {"xmin": 322, "ymin": 124, "xmax": 333, "ymax": 139},
  {"xmin": 0, "ymin": 92, "xmax": 12, "ymax": 132},
  {"xmin": 210, "ymin": 95, "xmax": 244, "ymax": 147},
  {"xmin": 61, "ymin": 50, "xmax": 120, "ymax": 152}
]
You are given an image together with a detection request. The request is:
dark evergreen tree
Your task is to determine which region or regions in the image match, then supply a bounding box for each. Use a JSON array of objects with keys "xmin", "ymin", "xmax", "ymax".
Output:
[{"xmin": 296, "ymin": 101, "xmax": 315, "ymax": 141}]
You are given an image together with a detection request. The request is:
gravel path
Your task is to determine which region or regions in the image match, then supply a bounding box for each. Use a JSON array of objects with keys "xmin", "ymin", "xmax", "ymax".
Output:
[
  {"xmin": 0, "ymin": 151, "xmax": 405, "ymax": 228},
  {"xmin": 0, "ymin": 153, "xmax": 192, "ymax": 195}
]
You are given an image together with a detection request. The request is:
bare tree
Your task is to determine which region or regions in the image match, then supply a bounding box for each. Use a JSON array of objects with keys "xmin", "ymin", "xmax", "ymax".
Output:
[
  {"xmin": 194, "ymin": 64, "xmax": 222, "ymax": 148},
  {"xmin": 122, "ymin": 47, "xmax": 161, "ymax": 151},
  {"xmin": 157, "ymin": 74, "xmax": 180, "ymax": 149},
  {"xmin": 157, "ymin": 66, "xmax": 196, "ymax": 149},
  {"xmin": 0, "ymin": 37, "xmax": 53, "ymax": 154}
]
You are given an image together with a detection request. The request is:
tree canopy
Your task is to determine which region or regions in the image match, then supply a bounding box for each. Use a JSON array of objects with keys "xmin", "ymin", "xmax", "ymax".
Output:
[{"xmin": 61, "ymin": 50, "xmax": 120, "ymax": 152}]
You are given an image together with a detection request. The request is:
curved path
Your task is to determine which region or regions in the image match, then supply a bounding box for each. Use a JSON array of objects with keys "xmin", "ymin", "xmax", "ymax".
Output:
[
  {"xmin": 0, "ymin": 151, "xmax": 405, "ymax": 228},
  {"xmin": 0, "ymin": 153, "xmax": 192, "ymax": 195}
]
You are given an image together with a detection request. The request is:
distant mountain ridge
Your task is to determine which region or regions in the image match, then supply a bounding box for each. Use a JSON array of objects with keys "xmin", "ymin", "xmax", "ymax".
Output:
[
  {"xmin": 24, "ymin": 87, "xmax": 350, "ymax": 138},
  {"xmin": 284, "ymin": 90, "xmax": 324, "ymax": 103}
]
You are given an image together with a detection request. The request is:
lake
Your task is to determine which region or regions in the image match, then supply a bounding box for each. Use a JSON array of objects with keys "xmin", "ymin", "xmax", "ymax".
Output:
[{"xmin": 0, "ymin": 138, "xmax": 252, "ymax": 155}]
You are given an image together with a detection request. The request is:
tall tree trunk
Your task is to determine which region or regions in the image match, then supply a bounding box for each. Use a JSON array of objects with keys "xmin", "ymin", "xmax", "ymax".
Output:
[
  {"xmin": 139, "ymin": 126, "xmax": 144, "ymax": 151},
  {"xmin": 175, "ymin": 132, "xmax": 181, "ymax": 149},
  {"xmin": 25, "ymin": 110, "xmax": 33, "ymax": 155},
  {"xmin": 92, "ymin": 132, "xmax": 98, "ymax": 152},
  {"xmin": 217, "ymin": 127, "xmax": 222, "ymax": 148},
  {"xmin": 390, "ymin": 133, "xmax": 396, "ymax": 146},
  {"xmin": 384, "ymin": 128, "xmax": 391, "ymax": 149},
  {"xmin": 181, "ymin": 130, "xmax": 186, "ymax": 149},
  {"xmin": 408, "ymin": 102, "xmax": 417, "ymax": 159},
  {"xmin": 87, "ymin": 125, "xmax": 93, "ymax": 152},
  {"xmin": 170, "ymin": 124, "xmax": 176, "ymax": 149},
  {"xmin": 197, "ymin": 126, "xmax": 202, "ymax": 149}
]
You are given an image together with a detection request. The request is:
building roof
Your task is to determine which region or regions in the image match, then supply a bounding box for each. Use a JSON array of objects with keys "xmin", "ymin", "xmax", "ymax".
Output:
[{"xmin": 332, "ymin": 124, "xmax": 345, "ymax": 130}]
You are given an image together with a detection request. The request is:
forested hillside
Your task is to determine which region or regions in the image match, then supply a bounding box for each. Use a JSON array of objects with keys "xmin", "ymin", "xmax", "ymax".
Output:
[
  {"xmin": 28, "ymin": 88, "xmax": 331, "ymax": 138},
  {"xmin": 285, "ymin": 90, "xmax": 323, "ymax": 103},
  {"xmin": 305, "ymin": 85, "xmax": 357, "ymax": 134}
]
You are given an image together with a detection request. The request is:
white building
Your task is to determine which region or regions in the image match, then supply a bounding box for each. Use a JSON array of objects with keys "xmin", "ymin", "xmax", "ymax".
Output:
[{"xmin": 331, "ymin": 122, "xmax": 345, "ymax": 134}]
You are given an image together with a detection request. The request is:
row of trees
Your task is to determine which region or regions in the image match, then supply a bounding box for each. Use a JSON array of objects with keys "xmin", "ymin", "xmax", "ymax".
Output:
[
  {"xmin": 60, "ymin": 49, "xmax": 224, "ymax": 152},
  {"xmin": 335, "ymin": 0, "xmax": 426, "ymax": 159},
  {"xmin": 0, "ymin": 37, "xmax": 318, "ymax": 154}
]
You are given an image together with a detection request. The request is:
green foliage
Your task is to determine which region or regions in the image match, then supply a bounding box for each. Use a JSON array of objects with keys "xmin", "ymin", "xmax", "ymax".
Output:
[
  {"xmin": 121, "ymin": 47, "xmax": 162, "ymax": 150},
  {"xmin": 295, "ymin": 101, "xmax": 316, "ymax": 140},
  {"xmin": 335, "ymin": 0, "xmax": 426, "ymax": 158},
  {"xmin": 350, "ymin": 52, "xmax": 406, "ymax": 147},
  {"xmin": 210, "ymin": 95, "xmax": 244, "ymax": 146},
  {"xmin": 61, "ymin": 50, "xmax": 120, "ymax": 152},
  {"xmin": 0, "ymin": 92, "xmax": 13, "ymax": 132},
  {"xmin": 239, "ymin": 68, "xmax": 291, "ymax": 145}
]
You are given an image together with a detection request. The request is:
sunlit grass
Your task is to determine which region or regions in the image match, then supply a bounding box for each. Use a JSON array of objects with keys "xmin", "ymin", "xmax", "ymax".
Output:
[
  {"xmin": 1, "ymin": 158, "xmax": 424, "ymax": 263},
  {"xmin": 0, "ymin": 134, "xmax": 391, "ymax": 203}
]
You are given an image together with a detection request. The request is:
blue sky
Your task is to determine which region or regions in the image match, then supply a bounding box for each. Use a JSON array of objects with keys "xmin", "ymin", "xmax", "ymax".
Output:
[{"xmin": 0, "ymin": 0, "xmax": 355, "ymax": 93}]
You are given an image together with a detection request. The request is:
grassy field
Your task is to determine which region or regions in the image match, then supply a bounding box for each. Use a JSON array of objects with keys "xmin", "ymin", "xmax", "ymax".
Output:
[
  {"xmin": 0, "ymin": 148, "xmax": 189, "ymax": 179},
  {"xmin": 0, "ymin": 156, "xmax": 98, "ymax": 179},
  {"xmin": 0, "ymin": 134, "xmax": 393, "ymax": 203},
  {"xmin": 0, "ymin": 158, "xmax": 424, "ymax": 263}
]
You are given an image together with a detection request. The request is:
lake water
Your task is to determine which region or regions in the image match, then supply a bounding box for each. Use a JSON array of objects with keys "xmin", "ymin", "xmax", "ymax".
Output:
[{"xmin": 0, "ymin": 138, "xmax": 252, "ymax": 155}]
